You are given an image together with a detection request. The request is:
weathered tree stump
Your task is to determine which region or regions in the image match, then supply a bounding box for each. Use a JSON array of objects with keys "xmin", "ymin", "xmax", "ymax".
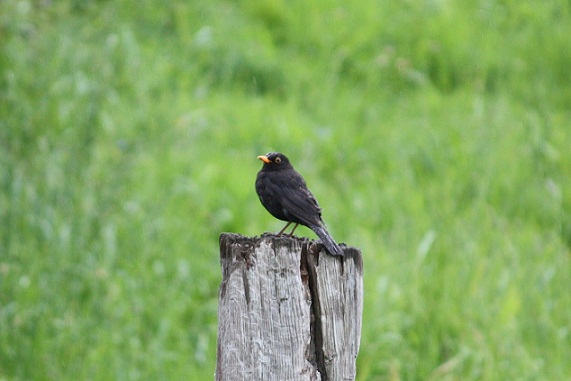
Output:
[{"xmin": 216, "ymin": 233, "xmax": 363, "ymax": 381}]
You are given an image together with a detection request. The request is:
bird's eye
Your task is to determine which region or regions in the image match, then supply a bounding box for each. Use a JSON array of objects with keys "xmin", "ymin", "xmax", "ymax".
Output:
[{"xmin": 275, "ymin": 157, "xmax": 281, "ymax": 163}]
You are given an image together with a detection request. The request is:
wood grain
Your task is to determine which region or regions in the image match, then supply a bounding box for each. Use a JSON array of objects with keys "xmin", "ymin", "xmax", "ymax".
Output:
[{"xmin": 216, "ymin": 233, "xmax": 363, "ymax": 381}]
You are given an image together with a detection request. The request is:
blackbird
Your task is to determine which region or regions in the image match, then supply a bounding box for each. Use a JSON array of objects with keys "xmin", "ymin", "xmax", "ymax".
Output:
[{"xmin": 256, "ymin": 152, "xmax": 344, "ymax": 256}]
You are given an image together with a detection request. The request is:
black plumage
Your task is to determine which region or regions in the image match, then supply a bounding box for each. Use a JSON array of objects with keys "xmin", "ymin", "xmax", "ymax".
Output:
[{"xmin": 255, "ymin": 152, "xmax": 343, "ymax": 256}]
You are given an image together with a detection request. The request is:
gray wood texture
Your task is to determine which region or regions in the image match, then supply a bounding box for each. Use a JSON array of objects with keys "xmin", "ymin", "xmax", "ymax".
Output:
[{"xmin": 216, "ymin": 233, "xmax": 363, "ymax": 381}]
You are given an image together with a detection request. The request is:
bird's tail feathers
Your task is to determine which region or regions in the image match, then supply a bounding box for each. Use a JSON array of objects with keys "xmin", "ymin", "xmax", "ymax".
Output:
[{"xmin": 311, "ymin": 225, "xmax": 344, "ymax": 256}]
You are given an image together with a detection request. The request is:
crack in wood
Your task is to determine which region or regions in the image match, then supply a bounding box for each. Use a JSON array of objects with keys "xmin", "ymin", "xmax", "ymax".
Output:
[{"xmin": 304, "ymin": 241, "xmax": 329, "ymax": 381}]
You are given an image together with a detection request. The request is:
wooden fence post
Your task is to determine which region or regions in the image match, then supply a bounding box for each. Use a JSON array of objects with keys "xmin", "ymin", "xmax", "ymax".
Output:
[{"xmin": 216, "ymin": 233, "xmax": 363, "ymax": 381}]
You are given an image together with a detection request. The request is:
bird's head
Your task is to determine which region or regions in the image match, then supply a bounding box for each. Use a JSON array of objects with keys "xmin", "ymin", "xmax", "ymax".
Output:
[{"xmin": 257, "ymin": 152, "xmax": 292, "ymax": 171}]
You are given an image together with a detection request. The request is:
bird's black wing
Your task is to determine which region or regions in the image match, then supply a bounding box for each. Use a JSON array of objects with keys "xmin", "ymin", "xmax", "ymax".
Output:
[{"xmin": 271, "ymin": 171, "xmax": 324, "ymax": 228}]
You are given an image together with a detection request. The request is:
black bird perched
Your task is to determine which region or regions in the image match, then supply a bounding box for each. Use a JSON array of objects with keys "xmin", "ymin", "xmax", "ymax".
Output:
[{"xmin": 256, "ymin": 152, "xmax": 344, "ymax": 256}]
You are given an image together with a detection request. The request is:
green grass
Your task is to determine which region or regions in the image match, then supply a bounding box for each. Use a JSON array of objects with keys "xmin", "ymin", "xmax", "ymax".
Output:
[{"xmin": 1, "ymin": 0, "xmax": 570, "ymax": 380}]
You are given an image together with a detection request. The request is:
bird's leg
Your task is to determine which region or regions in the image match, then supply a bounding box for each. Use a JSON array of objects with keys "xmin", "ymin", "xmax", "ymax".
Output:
[
  {"xmin": 277, "ymin": 221, "xmax": 292, "ymax": 236},
  {"xmin": 286, "ymin": 223, "xmax": 299, "ymax": 237}
]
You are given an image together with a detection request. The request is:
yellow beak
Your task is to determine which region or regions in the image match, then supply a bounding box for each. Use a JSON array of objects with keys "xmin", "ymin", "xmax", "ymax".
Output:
[{"xmin": 257, "ymin": 155, "xmax": 271, "ymax": 164}]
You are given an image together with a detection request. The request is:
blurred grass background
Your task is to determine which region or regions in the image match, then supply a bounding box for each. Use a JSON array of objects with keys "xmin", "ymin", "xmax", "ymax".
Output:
[{"xmin": 1, "ymin": 0, "xmax": 570, "ymax": 380}]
